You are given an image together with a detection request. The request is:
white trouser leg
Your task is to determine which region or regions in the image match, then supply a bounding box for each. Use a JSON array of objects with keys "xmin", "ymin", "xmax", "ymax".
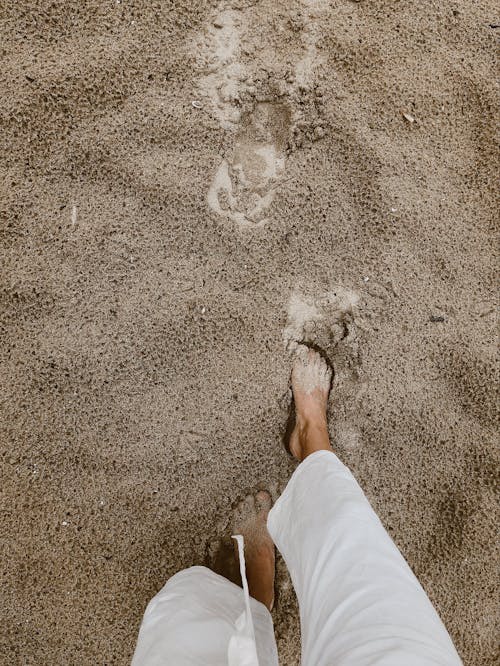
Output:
[
  {"xmin": 131, "ymin": 565, "xmax": 278, "ymax": 666},
  {"xmin": 267, "ymin": 450, "xmax": 463, "ymax": 666}
]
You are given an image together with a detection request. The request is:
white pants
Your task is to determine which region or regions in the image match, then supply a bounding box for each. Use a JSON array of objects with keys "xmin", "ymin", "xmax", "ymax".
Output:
[{"xmin": 132, "ymin": 451, "xmax": 462, "ymax": 665}]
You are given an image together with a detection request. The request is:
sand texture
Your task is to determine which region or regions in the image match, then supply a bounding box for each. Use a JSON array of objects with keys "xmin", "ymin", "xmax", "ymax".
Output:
[{"xmin": 1, "ymin": 1, "xmax": 498, "ymax": 664}]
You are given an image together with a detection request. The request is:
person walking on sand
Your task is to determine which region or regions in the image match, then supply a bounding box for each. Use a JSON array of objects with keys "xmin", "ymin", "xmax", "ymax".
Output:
[{"xmin": 132, "ymin": 348, "xmax": 463, "ymax": 665}]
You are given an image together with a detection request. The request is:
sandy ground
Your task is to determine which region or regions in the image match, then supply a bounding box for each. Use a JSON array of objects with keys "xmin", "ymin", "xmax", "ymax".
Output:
[{"xmin": 1, "ymin": 1, "xmax": 498, "ymax": 664}]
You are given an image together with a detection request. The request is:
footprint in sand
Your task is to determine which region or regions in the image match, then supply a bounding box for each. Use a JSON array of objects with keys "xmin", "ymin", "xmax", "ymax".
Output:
[
  {"xmin": 207, "ymin": 101, "xmax": 291, "ymax": 226},
  {"xmin": 283, "ymin": 288, "xmax": 364, "ymax": 451},
  {"xmin": 198, "ymin": 7, "xmax": 244, "ymax": 131},
  {"xmin": 195, "ymin": 0, "xmax": 328, "ymax": 227},
  {"xmin": 283, "ymin": 288, "xmax": 360, "ymax": 357}
]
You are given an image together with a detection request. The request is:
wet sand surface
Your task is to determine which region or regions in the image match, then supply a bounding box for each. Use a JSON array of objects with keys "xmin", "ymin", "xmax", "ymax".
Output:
[{"xmin": 1, "ymin": 1, "xmax": 498, "ymax": 664}]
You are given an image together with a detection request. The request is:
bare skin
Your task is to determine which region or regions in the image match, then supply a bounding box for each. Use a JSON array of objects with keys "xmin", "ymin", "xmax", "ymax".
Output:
[
  {"xmin": 233, "ymin": 491, "xmax": 275, "ymax": 611},
  {"xmin": 289, "ymin": 347, "xmax": 333, "ymax": 462},
  {"xmin": 234, "ymin": 348, "xmax": 333, "ymax": 609}
]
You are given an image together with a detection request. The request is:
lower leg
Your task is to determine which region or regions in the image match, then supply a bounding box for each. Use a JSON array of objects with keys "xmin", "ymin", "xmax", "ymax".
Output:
[{"xmin": 231, "ymin": 349, "xmax": 332, "ymax": 610}]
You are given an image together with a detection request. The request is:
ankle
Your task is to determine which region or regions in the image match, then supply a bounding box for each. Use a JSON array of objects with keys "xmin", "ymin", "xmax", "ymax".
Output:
[
  {"xmin": 295, "ymin": 417, "xmax": 331, "ymax": 461},
  {"xmin": 296, "ymin": 413, "xmax": 328, "ymax": 436}
]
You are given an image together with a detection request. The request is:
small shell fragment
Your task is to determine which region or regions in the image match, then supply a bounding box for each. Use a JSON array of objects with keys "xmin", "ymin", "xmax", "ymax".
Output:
[
  {"xmin": 402, "ymin": 112, "xmax": 415, "ymax": 123},
  {"xmin": 192, "ymin": 100, "xmax": 203, "ymax": 109}
]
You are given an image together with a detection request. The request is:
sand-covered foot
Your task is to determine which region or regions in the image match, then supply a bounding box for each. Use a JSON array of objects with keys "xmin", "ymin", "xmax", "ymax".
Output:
[
  {"xmin": 233, "ymin": 491, "xmax": 275, "ymax": 611},
  {"xmin": 289, "ymin": 346, "xmax": 332, "ymax": 461}
]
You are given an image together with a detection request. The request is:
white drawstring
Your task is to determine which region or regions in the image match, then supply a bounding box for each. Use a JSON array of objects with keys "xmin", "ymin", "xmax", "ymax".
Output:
[{"xmin": 227, "ymin": 535, "xmax": 260, "ymax": 666}]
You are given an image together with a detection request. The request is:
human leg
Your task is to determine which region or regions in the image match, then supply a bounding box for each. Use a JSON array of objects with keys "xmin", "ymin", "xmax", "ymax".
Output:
[
  {"xmin": 131, "ymin": 566, "xmax": 278, "ymax": 666},
  {"xmin": 131, "ymin": 492, "xmax": 278, "ymax": 666},
  {"xmin": 232, "ymin": 490, "xmax": 276, "ymax": 612},
  {"xmin": 267, "ymin": 349, "xmax": 462, "ymax": 666}
]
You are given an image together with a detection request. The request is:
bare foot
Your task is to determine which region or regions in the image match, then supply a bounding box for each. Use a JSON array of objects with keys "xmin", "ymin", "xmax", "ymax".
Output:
[
  {"xmin": 289, "ymin": 346, "xmax": 332, "ymax": 461},
  {"xmin": 233, "ymin": 491, "xmax": 275, "ymax": 611}
]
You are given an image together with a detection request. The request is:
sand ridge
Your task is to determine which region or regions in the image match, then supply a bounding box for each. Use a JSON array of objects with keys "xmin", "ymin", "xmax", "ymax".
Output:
[{"xmin": 1, "ymin": 1, "xmax": 498, "ymax": 664}]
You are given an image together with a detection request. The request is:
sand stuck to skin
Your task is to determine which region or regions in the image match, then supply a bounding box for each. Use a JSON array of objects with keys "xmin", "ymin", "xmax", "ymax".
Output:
[{"xmin": 1, "ymin": 1, "xmax": 498, "ymax": 664}]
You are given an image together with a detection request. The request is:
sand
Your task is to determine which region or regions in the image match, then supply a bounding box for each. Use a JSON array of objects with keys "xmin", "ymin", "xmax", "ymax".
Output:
[{"xmin": 1, "ymin": 1, "xmax": 498, "ymax": 664}]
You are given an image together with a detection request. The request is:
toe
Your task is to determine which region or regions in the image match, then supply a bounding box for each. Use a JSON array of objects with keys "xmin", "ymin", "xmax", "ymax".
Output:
[
  {"xmin": 255, "ymin": 490, "xmax": 272, "ymax": 515},
  {"xmin": 234, "ymin": 496, "xmax": 251, "ymax": 524},
  {"xmin": 244, "ymin": 494, "xmax": 255, "ymax": 514},
  {"xmin": 306, "ymin": 348, "xmax": 314, "ymax": 360},
  {"xmin": 296, "ymin": 344, "xmax": 309, "ymax": 364},
  {"xmin": 317, "ymin": 357, "xmax": 325, "ymax": 376}
]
